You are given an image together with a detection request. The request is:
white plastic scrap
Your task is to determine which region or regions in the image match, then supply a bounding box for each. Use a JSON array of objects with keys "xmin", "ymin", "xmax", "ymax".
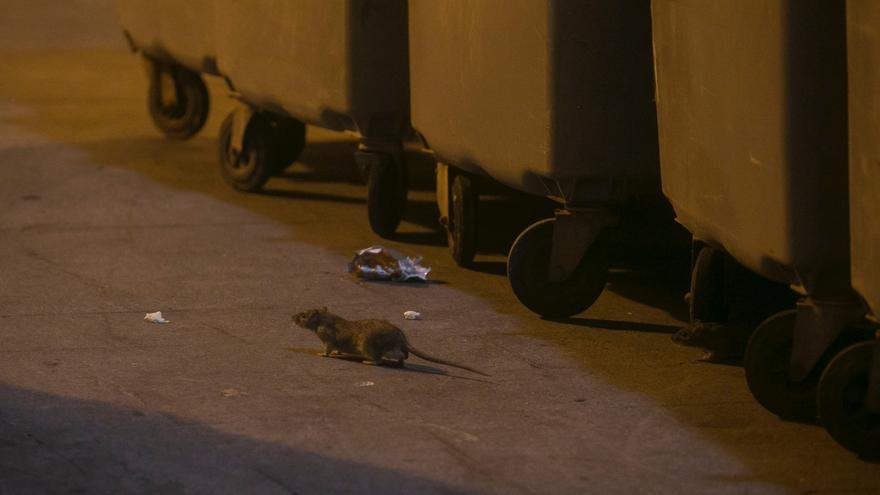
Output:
[
  {"xmin": 144, "ymin": 311, "xmax": 170, "ymax": 324},
  {"xmin": 403, "ymin": 311, "xmax": 421, "ymax": 320}
]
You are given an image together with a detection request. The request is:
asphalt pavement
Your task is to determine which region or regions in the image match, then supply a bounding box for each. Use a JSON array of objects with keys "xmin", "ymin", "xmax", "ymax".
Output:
[{"xmin": 0, "ymin": 1, "xmax": 878, "ymax": 494}]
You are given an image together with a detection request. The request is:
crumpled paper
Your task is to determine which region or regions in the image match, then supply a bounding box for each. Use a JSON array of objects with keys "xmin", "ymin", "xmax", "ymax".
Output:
[
  {"xmin": 144, "ymin": 311, "xmax": 170, "ymax": 324},
  {"xmin": 403, "ymin": 311, "xmax": 421, "ymax": 320},
  {"xmin": 348, "ymin": 246, "xmax": 430, "ymax": 282}
]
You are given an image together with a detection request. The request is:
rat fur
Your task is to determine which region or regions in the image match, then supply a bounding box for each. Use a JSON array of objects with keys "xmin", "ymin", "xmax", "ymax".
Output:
[
  {"xmin": 293, "ymin": 307, "xmax": 488, "ymax": 376},
  {"xmin": 672, "ymin": 321, "xmax": 751, "ymax": 363}
]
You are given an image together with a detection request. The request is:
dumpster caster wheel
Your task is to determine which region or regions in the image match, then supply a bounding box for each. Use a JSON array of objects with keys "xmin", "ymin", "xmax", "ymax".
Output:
[
  {"xmin": 218, "ymin": 111, "xmax": 275, "ymax": 192},
  {"xmin": 147, "ymin": 60, "xmax": 209, "ymax": 140},
  {"xmin": 448, "ymin": 174, "xmax": 477, "ymax": 266},
  {"xmin": 818, "ymin": 341, "xmax": 880, "ymax": 460},
  {"xmin": 744, "ymin": 310, "xmax": 818, "ymax": 420},
  {"xmin": 689, "ymin": 246, "xmax": 728, "ymax": 323},
  {"xmin": 366, "ymin": 153, "xmax": 407, "ymax": 238},
  {"xmin": 507, "ymin": 218, "xmax": 609, "ymax": 318},
  {"xmin": 268, "ymin": 116, "xmax": 306, "ymax": 175}
]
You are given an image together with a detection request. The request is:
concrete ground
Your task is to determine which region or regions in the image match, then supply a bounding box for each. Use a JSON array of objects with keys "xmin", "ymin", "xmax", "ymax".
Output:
[{"xmin": 0, "ymin": 1, "xmax": 877, "ymax": 494}]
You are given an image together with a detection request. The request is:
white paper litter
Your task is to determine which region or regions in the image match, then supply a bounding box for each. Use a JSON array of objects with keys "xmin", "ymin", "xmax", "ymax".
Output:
[
  {"xmin": 358, "ymin": 381, "xmax": 375, "ymax": 387},
  {"xmin": 403, "ymin": 311, "xmax": 421, "ymax": 320},
  {"xmin": 144, "ymin": 311, "xmax": 170, "ymax": 324}
]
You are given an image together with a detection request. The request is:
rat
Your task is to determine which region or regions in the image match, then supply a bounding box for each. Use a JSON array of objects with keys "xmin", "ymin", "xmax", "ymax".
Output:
[
  {"xmin": 672, "ymin": 321, "xmax": 752, "ymax": 363},
  {"xmin": 293, "ymin": 307, "xmax": 488, "ymax": 376}
]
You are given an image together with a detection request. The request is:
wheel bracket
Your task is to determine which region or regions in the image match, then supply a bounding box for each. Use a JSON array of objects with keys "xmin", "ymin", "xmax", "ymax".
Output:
[
  {"xmin": 548, "ymin": 208, "xmax": 614, "ymax": 283},
  {"xmin": 229, "ymin": 105, "xmax": 254, "ymax": 162},
  {"xmin": 354, "ymin": 149, "xmax": 392, "ymax": 176},
  {"xmin": 436, "ymin": 162, "xmax": 451, "ymax": 228},
  {"xmin": 789, "ymin": 299, "xmax": 865, "ymax": 382},
  {"xmin": 355, "ymin": 145, "xmax": 406, "ymax": 193}
]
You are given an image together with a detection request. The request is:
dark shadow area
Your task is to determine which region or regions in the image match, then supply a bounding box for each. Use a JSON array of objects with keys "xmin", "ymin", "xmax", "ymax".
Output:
[
  {"xmin": 467, "ymin": 261, "xmax": 507, "ymax": 276},
  {"xmin": 280, "ymin": 140, "xmax": 361, "ymax": 184},
  {"xmin": 397, "ymin": 199, "xmax": 445, "ymax": 241},
  {"xmin": 257, "ymin": 188, "xmax": 366, "ymax": 205},
  {"xmin": 281, "ymin": 139, "xmax": 437, "ymax": 193},
  {"xmin": 391, "ymin": 230, "xmax": 446, "ymax": 247},
  {"xmin": 549, "ymin": 317, "xmax": 681, "ymax": 335},
  {"xmin": 0, "ymin": 384, "xmax": 476, "ymax": 494},
  {"xmin": 604, "ymin": 266, "xmax": 690, "ymax": 323},
  {"xmin": 472, "ymin": 194, "xmax": 555, "ymax": 257}
]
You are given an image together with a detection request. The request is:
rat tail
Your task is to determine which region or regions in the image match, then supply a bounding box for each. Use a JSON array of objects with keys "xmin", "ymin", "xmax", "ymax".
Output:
[{"xmin": 404, "ymin": 341, "xmax": 489, "ymax": 377}]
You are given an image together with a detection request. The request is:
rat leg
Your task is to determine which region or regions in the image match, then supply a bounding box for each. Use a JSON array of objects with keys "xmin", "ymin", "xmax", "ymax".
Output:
[
  {"xmin": 381, "ymin": 347, "xmax": 406, "ymax": 367},
  {"xmin": 318, "ymin": 343, "xmax": 337, "ymax": 357},
  {"xmin": 363, "ymin": 348, "xmax": 387, "ymax": 366}
]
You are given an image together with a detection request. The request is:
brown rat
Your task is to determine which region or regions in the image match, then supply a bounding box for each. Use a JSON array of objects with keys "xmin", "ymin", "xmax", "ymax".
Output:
[
  {"xmin": 293, "ymin": 308, "xmax": 488, "ymax": 376},
  {"xmin": 672, "ymin": 321, "xmax": 750, "ymax": 363}
]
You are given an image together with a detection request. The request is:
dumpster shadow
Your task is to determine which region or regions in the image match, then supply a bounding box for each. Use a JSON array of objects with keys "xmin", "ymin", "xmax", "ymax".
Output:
[
  {"xmin": 257, "ymin": 188, "xmax": 366, "ymax": 205},
  {"xmin": 280, "ymin": 139, "xmax": 361, "ymax": 184},
  {"xmin": 393, "ymin": 230, "xmax": 446, "ymax": 247},
  {"xmin": 282, "ymin": 139, "xmax": 437, "ymax": 193},
  {"xmin": 468, "ymin": 261, "xmax": 507, "ymax": 276},
  {"xmin": 548, "ymin": 317, "xmax": 681, "ymax": 335},
  {"xmin": 0, "ymin": 384, "xmax": 477, "ymax": 494},
  {"xmin": 604, "ymin": 264, "xmax": 690, "ymax": 323}
]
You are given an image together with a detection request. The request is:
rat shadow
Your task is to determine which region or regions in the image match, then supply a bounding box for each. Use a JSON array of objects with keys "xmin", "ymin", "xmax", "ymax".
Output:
[{"xmin": 309, "ymin": 352, "xmax": 491, "ymax": 383}]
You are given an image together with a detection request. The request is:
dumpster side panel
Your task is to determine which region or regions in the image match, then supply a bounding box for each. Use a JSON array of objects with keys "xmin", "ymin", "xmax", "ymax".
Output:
[
  {"xmin": 408, "ymin": 0, "xmax": 551, "ymax": 180},
  {"xmin": 652, "ymin": 0, "xmax": 850, "ymax": 295},
  {"xmin": 349, "ymin": 0, "xmax": 411, "ymax": 139},
  {"xmin": 215, "ymin": 0, "xmax": 409, "ymax": 137},
  {"xmin": 847, "ymin": 0, "xmax": 880, "ymax": 315},
  {"xmin": 214, "ymin": 1, "xmax": 350, "ymax": 130},
  {"xmin": 117, "ymin": 0, "xmax": 216, "ymax": 72},
  {"xmin": 409, "ymin": 0, "xmax": 658, "ymax": 202},
  {"xmin": 549, "ymin": 0, "xmax": 659, "ymax": 204}
]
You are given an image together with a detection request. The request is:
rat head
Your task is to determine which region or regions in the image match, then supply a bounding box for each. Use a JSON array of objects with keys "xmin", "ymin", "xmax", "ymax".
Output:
[{"xmin": 293, "ymin": 307, "xmax": 330, "ymax": 331}]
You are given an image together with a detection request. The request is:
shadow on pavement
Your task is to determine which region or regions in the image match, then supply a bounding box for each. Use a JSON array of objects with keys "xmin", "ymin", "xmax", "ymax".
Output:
[
  {"xmin": 549, "ymin": 317, "xmax": 681, "ymax": 335},
  {"xmin": 0, "ymin": 383, "xmax": 476, "ymax": 495}
]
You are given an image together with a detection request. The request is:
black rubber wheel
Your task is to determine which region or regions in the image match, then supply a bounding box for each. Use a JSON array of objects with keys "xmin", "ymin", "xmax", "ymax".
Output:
[
  {"xmin": 507, "ymin": 218, "xmax": 609, "ymax": 318},
  {"xmin": 268, "ymin": 116, "xmax": 306, "ymax": 175},
  {"xmin": 448, "ymin": 174, "xmax": 477, "ymax": 266},
  {"xmin": 217, "ymin": 111, "xmax": 274, "ymax": 192},
  {"xmin": 366, "ymin": 154, "xmax": 407, "ymax": 238},
  {"xmin": 818, "ymin": 341, "xmax": 880, "ymax": 460},
  {"xmin": 147, "ymin": 60, "xmax": 209, "ymax": 140},
  {"xmin": 689, "ymin": 246, "xmax": 728, "ymax": 323},
  {"xmin": 744, "ymin": 310, "xmax": 819, "ymax": 420}
]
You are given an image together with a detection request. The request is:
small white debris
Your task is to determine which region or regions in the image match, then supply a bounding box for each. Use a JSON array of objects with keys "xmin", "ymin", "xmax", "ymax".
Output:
[
  {"xmin": 221, "ymin": 388, "xmax": 247, "ymax": 398},
  {"xmin": 358, "ymin": 381, "xmax": 375, "ymax": 387},
  {"xmin": 144, "ymin": 311, "xmax": 170, "ymax": 324},
  {"xmin": 403, "ymin": 311, "xmax": 421, "ymax": 320}
]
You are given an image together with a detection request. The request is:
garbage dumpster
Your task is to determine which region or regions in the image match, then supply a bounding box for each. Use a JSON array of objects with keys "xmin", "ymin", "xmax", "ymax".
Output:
[
  {"xmin": 213, "ymin": 0, "xmax": 411, "ymax": 238},
  {"xmin": 409, "ymin": 0, "xmax": 660, "ymax": 315},
  {"xmin": 651, "ymin": 0, "xmax": 866, "ymax": 423},
  {"xmin": 815, "ymin": 0, "xmax": 880, "ymax": 460},
  {"xmin": 118, "ymin": 0, "xmax": 216, "ymax": 139}
]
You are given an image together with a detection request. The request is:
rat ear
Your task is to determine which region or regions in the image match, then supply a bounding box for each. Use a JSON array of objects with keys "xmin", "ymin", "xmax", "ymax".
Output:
[{"xmin": 321, "ymin": 306, "xmax": 328, "ymax": 312}]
